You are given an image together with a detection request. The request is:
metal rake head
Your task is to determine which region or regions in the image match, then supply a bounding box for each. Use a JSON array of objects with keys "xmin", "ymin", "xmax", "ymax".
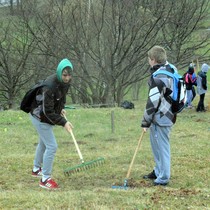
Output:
[
  {"xmin": 111, "ymin": 179, "xmax": 129, "ymax": 190},
  {"xmin": 64, "ymin": 157, "xmax": 105, "ymax": 176}
]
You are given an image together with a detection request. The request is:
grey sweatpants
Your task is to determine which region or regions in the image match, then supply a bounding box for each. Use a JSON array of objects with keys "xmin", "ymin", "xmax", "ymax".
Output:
[
  {"xmin": 30, "ymin": 114, "xmax": 58, "ymax": 180},
  {"xmin": 150, "ymin": 124, "xmax": 171, "ymax": 184}
]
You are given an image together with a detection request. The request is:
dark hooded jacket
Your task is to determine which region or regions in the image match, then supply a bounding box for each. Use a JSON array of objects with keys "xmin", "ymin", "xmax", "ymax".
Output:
[
  {"xmin": 184, "ymin": 66, "xmax": 197, "ymax": 90},
  {"xmin": 30, "ymin": 59, "xmax": 73, "ymax": 126}
]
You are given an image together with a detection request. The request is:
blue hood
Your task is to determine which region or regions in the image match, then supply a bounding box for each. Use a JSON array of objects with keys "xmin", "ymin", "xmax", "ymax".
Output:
[{"xmin": 56, "ymin": 58, "xmax": 73, "ymax": 82}]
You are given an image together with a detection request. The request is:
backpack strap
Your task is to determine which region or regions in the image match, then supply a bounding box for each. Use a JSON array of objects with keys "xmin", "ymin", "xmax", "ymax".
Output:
[
  {"xmin": 153, "ymin": 69, "xmax": 174, "ymax": 78},
  {"xmin": 152, "ymin": 67, "xmax": 176, "ymax": 103}
]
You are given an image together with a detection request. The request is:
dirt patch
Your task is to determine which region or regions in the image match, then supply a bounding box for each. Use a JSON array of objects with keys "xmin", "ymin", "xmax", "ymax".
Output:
[
  {"xmin": 105, "ymin": 138, "xmax": 118, "ymax": 142},
  {"xmin": 164, "ymin": 188, "xmax": 201, "ymax": 197},
  {"xmin": 34, "ymin": 140, "xmax": 86, "ymax": 146},
  {"xmin": 195, "ymin": 118, "xmax": 207, "ymax": 122},
  {"xmin": 179, "ymin": 134, "xmax": 197, "ymax": 139},
  {"xmin": 0, "ymin": 122, "xmax": 15, "ymax": 125},
  {"xmin": 61, "ymin": 141, "xmax": 87, "ymax": 145},
  {"xmin": 63, "ymin": 158, "xmax": 77, "ymax": 163},
  {"xmin": 84, "ymin": 133, "xmax": 94, "ymax": 138}
]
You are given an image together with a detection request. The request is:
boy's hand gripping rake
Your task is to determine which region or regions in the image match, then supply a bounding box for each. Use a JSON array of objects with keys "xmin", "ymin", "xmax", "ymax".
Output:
[
  {"xmin": 63, "ymin": 120, "xmax": 105, "ymax": 176},
  {"xmin": 112, "ymin": 131, "xmax": 145, "ymax": 189}
]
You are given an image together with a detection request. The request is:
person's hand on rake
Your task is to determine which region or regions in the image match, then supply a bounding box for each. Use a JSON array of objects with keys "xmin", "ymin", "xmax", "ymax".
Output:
[
  {"xmin": 61, "ymin": 110, "xmax": 74, "ymax": 133},
  {"xmin": 64, "ymin": 121, "xmax": 74, "ymax": 133},
  {"xmin": 142, "ymin": 127, "xmax": 148, "ymax": 132}
]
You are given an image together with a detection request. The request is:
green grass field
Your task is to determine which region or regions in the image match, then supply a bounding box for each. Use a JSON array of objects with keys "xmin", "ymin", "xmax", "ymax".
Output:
[{"xmin": 0, "ymin": 95, "xmax": 210, "ymax": 209}]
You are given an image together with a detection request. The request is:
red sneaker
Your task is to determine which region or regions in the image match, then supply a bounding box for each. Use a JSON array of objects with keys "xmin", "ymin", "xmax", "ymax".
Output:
[
  {"xmin": 32, "ymin": 167, "xmax": 42, "ymax": 178},
  {"xmin": 39, "ymin": 178, "xmax": 59, "ymax": 190}
]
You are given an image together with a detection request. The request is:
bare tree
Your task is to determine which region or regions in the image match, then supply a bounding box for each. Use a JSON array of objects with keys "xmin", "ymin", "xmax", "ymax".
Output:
[
  {"xmin": 0, "ymin": 19, "xmax": 36, "ymax": 109},
  {"xmin": 1, "ymin": 0, "xmax": 210, "ymax": 108},
  {"xmin": 27, "ymin": 0, "xmax": 170, "ymax": 105},
  {"xmin": 159, "ymin": 0, "xmax": 210, "ymax": 68}
]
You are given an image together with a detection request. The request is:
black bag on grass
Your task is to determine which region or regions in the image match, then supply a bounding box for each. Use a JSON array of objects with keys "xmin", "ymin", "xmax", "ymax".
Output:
[{"xmin": 121, "ymin": 100, "xmax": 134, "ymax": 109}]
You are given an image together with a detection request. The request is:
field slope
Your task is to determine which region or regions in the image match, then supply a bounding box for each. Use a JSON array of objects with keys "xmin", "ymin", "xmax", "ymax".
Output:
[{"xmin": 0, "ymin": 97, "xmax": 210, "ymax": 209}]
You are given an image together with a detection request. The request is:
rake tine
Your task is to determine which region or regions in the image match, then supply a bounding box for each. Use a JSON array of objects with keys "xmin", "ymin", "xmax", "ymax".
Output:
[
  {"xmin": 63, "ymin": 118, "xmax": 105, "ymax": 176},
  {"xmin": 64, "ymin": 157, "xmax": 105, "ymax": 176}
]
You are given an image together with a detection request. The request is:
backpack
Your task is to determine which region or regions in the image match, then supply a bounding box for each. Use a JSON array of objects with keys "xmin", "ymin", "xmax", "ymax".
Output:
[
  {"xmin": 20, "ymin": 80, "xmax": 46, "ymax": 113},
  {"xmin": 153, "ymin": 65, "xmax": 186, "ymax": 114},
  {"xmin": 121, "ymin": 100, "xmax": 134, "ymax": 109},
  {"xmin": 183, "ymin": 72, "xmax": 188, "ymax": 83}
]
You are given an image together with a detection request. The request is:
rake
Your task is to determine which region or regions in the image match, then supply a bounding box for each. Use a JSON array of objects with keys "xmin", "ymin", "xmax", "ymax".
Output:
[
  {"xmin": 63, "ymin": 119, "xmax": 105, "ymax": 176},
  {"xmin": 112, "ymin": 131, "xmax": 145, "ymax": 190}
]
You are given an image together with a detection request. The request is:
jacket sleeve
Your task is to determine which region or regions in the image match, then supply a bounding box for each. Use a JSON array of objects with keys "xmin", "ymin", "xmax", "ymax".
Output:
[
  {"xmin": 42, "ymin": 87, "xmax": 67, "ymax": 126},
  {"xmin": 141, "ymin": 78, "xmax": 164, "ymax": 128}
]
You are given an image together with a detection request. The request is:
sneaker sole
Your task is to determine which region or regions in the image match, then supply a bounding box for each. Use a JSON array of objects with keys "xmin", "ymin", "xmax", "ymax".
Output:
[
  {"xmin": 154, "ymin": 182, "xmax": 168, "ymax": 186},
  {"xmin": 31, "ymin": 174, "xmax": 42, "ymax": 178},
  {"xmin": 39, "ymin": 184, "xmax": 59, "ymax": 190},
  {"xmin": 143, "ymin": 177, "xmax": 157, "ymax": 180}
]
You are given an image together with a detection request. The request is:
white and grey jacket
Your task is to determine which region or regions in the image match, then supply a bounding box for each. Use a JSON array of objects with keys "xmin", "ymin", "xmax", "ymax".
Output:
[
  {"xmin": 196, "ymin": 71, "xmax": 207, "ymax": 95},
  {"xmin": 141, "ymin": 64, "xmax": 175, "ymax": 128}
]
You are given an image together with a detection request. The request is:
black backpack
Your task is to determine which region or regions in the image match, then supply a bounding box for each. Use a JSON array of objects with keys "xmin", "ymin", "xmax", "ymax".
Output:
[
  {"xmin": 20, "ymin": 80, "xmax": 46, "ymax": 113},
  {"xmin": 121, "ymin": 100, "xmax": 134, "ymax": 109}
]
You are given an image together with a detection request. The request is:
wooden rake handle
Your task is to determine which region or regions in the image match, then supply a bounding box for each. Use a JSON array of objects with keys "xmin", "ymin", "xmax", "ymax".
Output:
[
  {"xmin": 63, "ymin": 114, "xmax": 84, "ymax": 163},
  {"xmin": 125, "ymin": 131, "xmax": 145, "ymax": 179},
  {"xmin": 69, "ymin": 129, "xmax": 84, "ymax": 163}
]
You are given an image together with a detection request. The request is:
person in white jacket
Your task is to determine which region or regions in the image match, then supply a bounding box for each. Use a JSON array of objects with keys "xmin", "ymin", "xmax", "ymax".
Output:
[{"xmin": 196, "ymin": 63, "xmax": 209, "ymax": 112}]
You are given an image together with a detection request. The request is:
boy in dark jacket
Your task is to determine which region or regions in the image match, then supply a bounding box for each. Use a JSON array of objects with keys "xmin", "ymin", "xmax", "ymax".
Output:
[
  {"xmin": 141, "ymin": 46, "xmax": 176, "ymax": 186},
  {"xmin": 30, "ymin": 58, "xmax": 73, "ymax": 189},
  {"xmin": 184, "ymin": 64, "xmax": 197, "ymax": 108}
]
